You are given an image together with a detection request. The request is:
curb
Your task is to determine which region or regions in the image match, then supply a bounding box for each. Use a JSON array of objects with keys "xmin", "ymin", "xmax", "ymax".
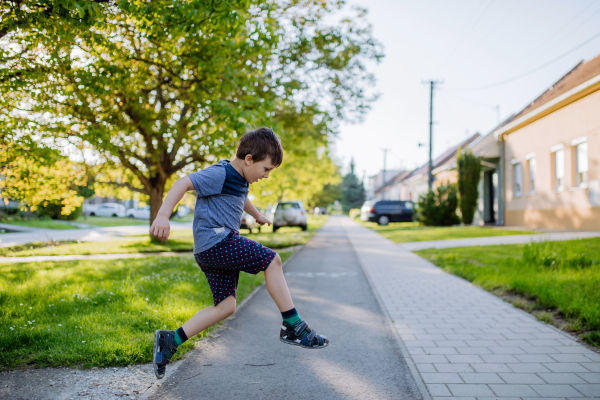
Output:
[
  {"xmin": 138, "ymin": 245, "xmax": 304, "ymax": 400},
  {"xmin": 343, "ymin": 218, "xmax": 432, "ymax": 400}
]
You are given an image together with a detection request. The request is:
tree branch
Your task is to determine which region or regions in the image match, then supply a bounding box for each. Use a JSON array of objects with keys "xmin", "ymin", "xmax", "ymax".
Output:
[{"xmin": 102, "ymin": 180, "xmax": 148, "ymax": 194}]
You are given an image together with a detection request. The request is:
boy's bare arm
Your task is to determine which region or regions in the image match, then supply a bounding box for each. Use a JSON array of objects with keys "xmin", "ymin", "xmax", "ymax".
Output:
[
  {"xmin": 150, "ymin": 176, "xmax": 195, "ymax": 240},
  {"xmin": 244, "ymin": 197, "xmax": 271, "ymax": 226}
]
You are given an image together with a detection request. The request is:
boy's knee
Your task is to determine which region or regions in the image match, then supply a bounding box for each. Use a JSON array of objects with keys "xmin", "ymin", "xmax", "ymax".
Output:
[
  {"xmin": 218, "ymin": 296, "xmax": 236, "ymax": 317},
  {"xmin": 269, "ymin": 253, "xmax": 282, "ymax": 269}
]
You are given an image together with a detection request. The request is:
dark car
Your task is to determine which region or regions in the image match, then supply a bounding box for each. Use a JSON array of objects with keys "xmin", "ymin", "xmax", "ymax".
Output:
[{"xmin": 368, "ymin": 200, "xmax": 414, "ymax": 225}]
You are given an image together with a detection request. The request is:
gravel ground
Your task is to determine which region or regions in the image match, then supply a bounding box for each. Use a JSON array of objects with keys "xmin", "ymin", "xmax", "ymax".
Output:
[{"xmin": 0, "ymin": 362, "xmax": 167, "ymax": 400}]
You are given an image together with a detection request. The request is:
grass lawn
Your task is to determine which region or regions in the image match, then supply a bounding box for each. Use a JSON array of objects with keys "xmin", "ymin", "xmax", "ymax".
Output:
[
  {"xmin": 74, "ymin": 216, "xmax": 149, "ymax": 227},
  {"xmin": 0, "ymin": 216, "xmax": 328, "ymax": 257},
  {"xmin": 416, "ymin": 238, "xmax": 600, "ymax": 347},
  {"xmin": 0, "ymin": 220, "xmax": 78, "ymax": 230},
  {"xmin": 0, "ymin": 251, "xmax": 294, "ymax": 369},
  {"xmin": 361, "ymin": 221, "xmax": 534, "ymax": 243}
]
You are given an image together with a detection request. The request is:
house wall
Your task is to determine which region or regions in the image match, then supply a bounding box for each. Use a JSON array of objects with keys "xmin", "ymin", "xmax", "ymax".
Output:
[{"xmin": 503, "ymin": 89, "xmax": 600, "ymax": 230}]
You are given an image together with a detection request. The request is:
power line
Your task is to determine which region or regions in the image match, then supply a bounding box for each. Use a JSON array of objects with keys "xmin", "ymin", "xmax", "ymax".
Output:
[
  {"xmin": 442, "ymin": 0, "xmax": 497, "ymax": 64},
  {"xmin": 447, "ymin": 29, "xmax": 600, "ymax": 91},
  {"xmin": 512, "ymin": 0, "xmax": 599, "ymax": 71}
]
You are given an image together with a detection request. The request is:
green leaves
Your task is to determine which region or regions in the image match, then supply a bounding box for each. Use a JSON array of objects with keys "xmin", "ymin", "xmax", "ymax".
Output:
[{"xmin": 2, "ymin": 0, "xmax": 382, "ymax": 222}]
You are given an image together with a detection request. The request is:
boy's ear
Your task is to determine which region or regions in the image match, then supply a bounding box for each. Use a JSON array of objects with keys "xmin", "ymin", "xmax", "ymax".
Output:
[{"xmin": 244, "ymin": 154, "xmax": 253, "ymax": 165}]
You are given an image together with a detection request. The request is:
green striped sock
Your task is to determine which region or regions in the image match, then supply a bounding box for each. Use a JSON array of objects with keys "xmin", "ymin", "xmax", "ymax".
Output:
[
  {"xmin": 281, "ymin": 308, "xmax": 308, "ymax": 335},
  {"xmin": 165, "ymin": 327, "xmax": 188, "ymax": 359}
]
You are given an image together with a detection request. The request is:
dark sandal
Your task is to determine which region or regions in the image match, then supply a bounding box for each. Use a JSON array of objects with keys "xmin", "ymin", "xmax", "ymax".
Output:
[
  {"xmin": 153, "ymin": 330, "xmax": 177, "ymax": 379},
  {"xmin": 280, "ymin": 321, "xmax": 329, "ymax": 349}
]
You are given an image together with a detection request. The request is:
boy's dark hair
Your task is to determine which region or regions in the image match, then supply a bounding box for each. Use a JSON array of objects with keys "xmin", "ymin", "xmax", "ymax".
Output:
[{"xmin": 236, "ymin": 127, "xmax": 284, "ymax": 167}]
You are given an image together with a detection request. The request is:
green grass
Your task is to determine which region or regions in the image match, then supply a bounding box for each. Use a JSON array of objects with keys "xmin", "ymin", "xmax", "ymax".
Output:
[
  {"xmin": 361, "ymin": 221, "xmax": 534, "ymax": 243},
  {"xmin": 0, "ymin": 216, "xmax": 329, "ymax": 257},
  {"xmin": 0, "ymin": 251, "xmax": 294, "ymax": 369},
  {"xmin": 416, "ymin": 238, "xmax": 600, "ymax": 347},
  {"xmin": 0, "ymin": 220, "xmax": 78, "ymax": 230},
  {"xmin": 74, "ymin": 216, "xmax": 149, "ymax": 227},
  {"xmin": 170, "ymin": 214, "xmax": 194, "ymax": 223}
]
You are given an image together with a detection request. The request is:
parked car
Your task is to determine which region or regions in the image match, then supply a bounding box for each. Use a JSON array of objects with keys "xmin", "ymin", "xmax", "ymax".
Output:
[
  {"xmin": 368, "ymin": 200, "xmax": 414, "ymax": 225},
  {"xmin": 240, "ymin": 212, "xmax": 256, "ymax": 233},
  {"xmin": 273, "ymin": 201, "xmax": 307, "ymax": 232},
  {"xmin": 89, "ymin": 203, "xmax": 126, "ymax": 218},
  {"xmin": 126, "ymin": 205, "xmax": 150, "ymax": 219},
  {"xmin": 360, "ymin": 201, "xmax": 374, "ymax": 221}
]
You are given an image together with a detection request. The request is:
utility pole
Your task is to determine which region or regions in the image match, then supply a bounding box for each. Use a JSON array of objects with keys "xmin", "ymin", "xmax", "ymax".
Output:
[
  {"xmin": 424, "ymin": 80, "xmax": 442, "ymax": 191},
  {"xmin": 381, "ymin": 148, "xmax": 389, "ymax": 199}
]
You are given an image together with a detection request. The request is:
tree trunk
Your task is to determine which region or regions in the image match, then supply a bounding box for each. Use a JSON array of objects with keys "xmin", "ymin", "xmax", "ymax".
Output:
[{"xmin": 148, "ymin": 181, "xmax": 165, "ymax": 241}]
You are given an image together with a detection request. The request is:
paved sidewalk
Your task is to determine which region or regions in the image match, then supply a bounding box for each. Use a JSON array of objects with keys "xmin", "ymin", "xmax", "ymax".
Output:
[
  {"xmin": 343, "ymin": 217, "xmax": 600, "ymax": 399},
  {"xmin": 402, "ymin": 231, "xmax": 600, "ymax": 251},
  {"xmin": 147, "ymin": 216, "xmax": 422, "ymax": 400},
  {"xmin": 0, "ymin": 222, "xmax": 192, "ymax": 248}
]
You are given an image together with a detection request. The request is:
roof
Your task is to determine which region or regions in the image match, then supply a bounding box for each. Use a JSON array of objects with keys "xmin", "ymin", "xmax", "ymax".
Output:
[
  {"xmin": 506, "ymin": 54, "xmax": 600, "ymax": 124},
  {"xmin": 393, "ymin": 133, "xmax": 481, "ymax": 186}
]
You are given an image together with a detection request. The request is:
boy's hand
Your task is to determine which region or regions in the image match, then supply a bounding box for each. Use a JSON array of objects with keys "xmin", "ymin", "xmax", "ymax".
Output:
[
  {"xmin": 255, "ymin": 214, "xmax": 271, "ymax": 226},
  {"xmin": 150, "ymin": 216, "xmax": 171, "ymax": 240}
]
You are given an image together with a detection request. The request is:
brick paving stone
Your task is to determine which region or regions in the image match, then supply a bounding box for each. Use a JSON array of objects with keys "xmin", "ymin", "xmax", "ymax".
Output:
[
  {"xmin": 425, "ymin": 347, "xmax": 460, "ymax": 355},
  {"xmin": 489, "ymin": 384, "xmax": 539, "ymax": 397},
  {"xmin": 342, "ymin": 219, "xmax": 600, "ymax": 399},
  {"xmin": 435, "ymin": 364, "xmax": 475, "ymax": 373},
  {"xmin": 447, "ymin": 384, "xmax": 495, "ymax": 396},
  {"xmin": 544, "ymin": 363, "xmax": 594, "ymax": 373},
  {"xmin": 538, "ymin": 373, "xmax": 588, "ymax": 384},
  {"xmin": 421, "ymin": 373, "xmax": 464, "ymax": 384},
  {"xmin": 532, "ymin": 384, "xmax": 587, "ymax": 397},
  {"xmin": 458, "ymin": 373, "xmax": 503, "ymax": 384},
  {"xmin": 572, "ymin": 384, "xmax": 600, "ymax": 397},
  {"xmin": 427, "ymin": 384, "xmax": 452, "ymax": 396},
  {"xmin": 551, "ymin": 354, "xmax": 598, "ymax": 363},
  {"xmin": 472, "ymin": 364, "xmax": 513, "ymax": 373},
  {"xmin": 416, "ymin": 363, "xmax": 437, "ymax": 373},
  {"xmin": 498, "ymin": 373, "xmax": 545, "ymax": 384},
  {"xmin": 554, "ymin": 346, "xmax": 595, "ymax": 354},
  {"xmin": 576, "ymin": 373, "xmax": 600, "ymax": 383}
]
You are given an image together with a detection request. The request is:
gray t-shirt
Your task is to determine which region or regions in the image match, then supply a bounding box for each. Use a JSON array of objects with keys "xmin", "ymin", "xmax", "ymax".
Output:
[{"xmin": 188, "ymin": 160, "xmax": 249, "ymax": 253}]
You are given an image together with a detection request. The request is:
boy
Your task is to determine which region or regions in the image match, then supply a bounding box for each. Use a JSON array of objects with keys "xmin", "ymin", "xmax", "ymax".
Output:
[{"xmin": 149, "ymin": 127, "xmax": 329, "ymax": 379}]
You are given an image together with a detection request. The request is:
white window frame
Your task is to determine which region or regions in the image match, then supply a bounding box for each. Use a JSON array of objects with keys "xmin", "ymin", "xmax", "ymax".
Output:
[
  {"xmin": 512, "ymin": 159, "xmax": 522, "ymax": 197},
  {"xmin": 525, "ymin": 153, "xmax": 536, "ymax": 195},
  {"xmin": 550, "ymin": 144, "xmax": 565, "ymax": 192},
  {"xmin": 572, "ymin": 138, "xmax": 588, "ymax": 188}
]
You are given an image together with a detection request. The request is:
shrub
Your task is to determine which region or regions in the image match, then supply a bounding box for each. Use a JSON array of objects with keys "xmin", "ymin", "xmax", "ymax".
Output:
[
  {"xmin": 349, "ymin": 208, "xmax": 361, "ymax": 219},
  {"xmin": 457, "ymin": 148, "xmax": 481, "ymax": 225},
  {"xmin": 416, "ymin": 183, "xmax": 460, "ymax": 226},
  {"xmin": 37, "ymin": 202, "xmax": 83, "ymax": 220}
]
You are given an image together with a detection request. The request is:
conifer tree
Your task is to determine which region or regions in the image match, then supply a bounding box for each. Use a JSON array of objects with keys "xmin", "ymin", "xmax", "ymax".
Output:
[
  {"xmin": 341, "ymin": 159, "xmax": 366, "ymax": 213},
  {"xmin": 457, "ymin": 148, "xmax": 481, "ymax": 225}
]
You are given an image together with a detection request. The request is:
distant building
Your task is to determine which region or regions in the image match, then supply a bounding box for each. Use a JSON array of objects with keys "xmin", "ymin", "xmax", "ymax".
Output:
[
  {"xmin": 381, "ymin": 134, "xmax": 480, "ymax": 202},
  {"xmin": 366, "ymin": 170, "xmax": 403, "ymax": 200},
  {"xmin": 490, "ymin": 54, "xmax": 600, "ymax": 230}
]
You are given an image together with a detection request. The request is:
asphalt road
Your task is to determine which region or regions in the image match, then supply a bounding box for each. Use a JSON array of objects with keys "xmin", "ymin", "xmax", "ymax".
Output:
[{"xmin": 149, "ymin": 216, "xmax": 422, "ymax": 400}]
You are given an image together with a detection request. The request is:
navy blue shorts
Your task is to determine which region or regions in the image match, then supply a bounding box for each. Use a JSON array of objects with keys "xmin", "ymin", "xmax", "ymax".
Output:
[{"xmin": 194, "ymin": 232, "xmax": 277, "ymax": 306}]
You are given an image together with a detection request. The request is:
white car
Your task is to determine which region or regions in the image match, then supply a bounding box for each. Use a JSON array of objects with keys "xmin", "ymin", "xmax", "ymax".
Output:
[
  {"xmin": 360, "ymin": 201, "xmax": 374, "ymax": 221},
  {"xmin": 126, "ymin": 205, "xmax": 150, "ymax": 219},
  {"xmin": 273, "ymin": 201, "xmax": 307, "ymax": 232},
  {"xmin": 89, "ymin": 203, "xmax": 126, "ymax": 218}
]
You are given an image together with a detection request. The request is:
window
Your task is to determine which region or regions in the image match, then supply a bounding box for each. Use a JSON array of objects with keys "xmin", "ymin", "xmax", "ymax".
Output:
[
  {"xmin": 554, "ymin": 149, "xmax": 564, "ymax": 191},
  {"xmin": 527, "ymin": 157, "xmax": 536, "ymax": 194},
  {"xmin": 513, "ymin": 162, "xmax": 522, "ymax": 197},
  {"xmin": 575, "ymin": 142, "xmax": 588, "ymax": 187}
]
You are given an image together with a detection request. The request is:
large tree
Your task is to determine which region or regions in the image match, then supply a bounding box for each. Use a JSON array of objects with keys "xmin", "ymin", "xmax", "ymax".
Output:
[{"xmin": 2, "ymin": 0, "xmax": 382, "ymax": 224}]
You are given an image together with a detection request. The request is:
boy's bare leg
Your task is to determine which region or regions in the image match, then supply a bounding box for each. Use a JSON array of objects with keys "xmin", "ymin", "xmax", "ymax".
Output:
[
  {"xmin": 264, "ymin": 254, "xmax": 295, "ymax": 312},
  {"xmin": 180, "ymin": 295, "xmax": 236, "ymax": 337}
]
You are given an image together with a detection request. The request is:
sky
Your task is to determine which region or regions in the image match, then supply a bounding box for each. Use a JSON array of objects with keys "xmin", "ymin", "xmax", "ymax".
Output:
[{"xmin": 333, "ymin": 0, "xmax": 600, "ymax": 180}]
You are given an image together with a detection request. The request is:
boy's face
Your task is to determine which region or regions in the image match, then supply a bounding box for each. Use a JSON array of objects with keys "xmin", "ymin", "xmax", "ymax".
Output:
[{"xmin": 244, "ymin": 155, "xmax": 277, "ymax": 184}]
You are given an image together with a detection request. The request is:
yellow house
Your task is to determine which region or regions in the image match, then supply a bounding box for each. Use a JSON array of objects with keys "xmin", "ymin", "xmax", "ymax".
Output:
[{"xmin": 494, "ymin": 54, "xmax": 600, "ymax": 230}]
